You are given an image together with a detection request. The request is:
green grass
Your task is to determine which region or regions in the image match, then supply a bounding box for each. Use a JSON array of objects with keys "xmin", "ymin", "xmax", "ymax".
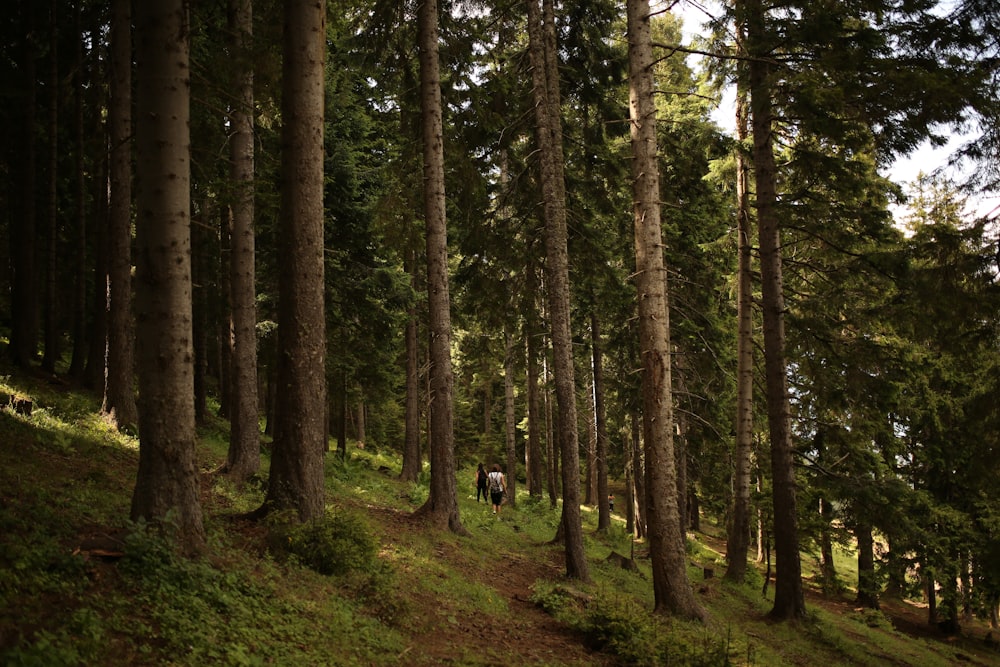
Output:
[{"xmin": 1, "ymin": 367, "xmax": 999, "ymax": 666}]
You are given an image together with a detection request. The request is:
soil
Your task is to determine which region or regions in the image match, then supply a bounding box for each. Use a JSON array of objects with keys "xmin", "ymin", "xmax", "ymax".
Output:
[
  {"xmin": 312, "ymin": 500, "xmax": 1000, "ymax": 667},
  {"xmin": 364, "ymin": 505, "xmax": 621, "ymax": 667},
  {"xmin": 124, "ymin": 476, "xmax": 1000, "ymax": 666}
]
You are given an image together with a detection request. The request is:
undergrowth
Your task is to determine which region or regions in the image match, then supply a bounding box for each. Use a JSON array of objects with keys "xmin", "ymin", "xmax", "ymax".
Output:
[{"xmin": 2, "ymin": 367, "xmax": 999, "ymax": 666}]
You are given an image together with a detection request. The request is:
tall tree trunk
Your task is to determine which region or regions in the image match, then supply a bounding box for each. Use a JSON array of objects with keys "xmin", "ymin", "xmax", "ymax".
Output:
[
  {"xmin": 925, "ymin": 567, "xmax": 937, "ymax": 626},
  {"xmin": 592, "ymin": 310, "xmax": 610, "ymax": 532},
  {"xmin": 400, "ymin": 249, "xmax": 422, "ymax": 482},
  {"xmin": 820, "ymin": 497, "xmax": 838, "ymax": 595},
  {"xmin": 755, "ymin": 473, "xmax": 765, "ymax": 562},
  {"xmin": 412, "ymin": 0, "xmax": 466, "ymax": 536},
  {"xmin": 630, "ymin": 411, "xmax": 647, "ymax": 539},
  {"xmin": 545, "ymin": 355, "xmax": 559, "ymax": 507},
  {"xmin": 222, "ymin": 0, "xmax": 259, "ymax": 483},
  {"xmin": 674, "ymin": 355, "xmax": 689, "ymax": 533},
  {"xmin": 627, "ymin": 0, "xmax": 704, "ymax": 620},
  {"xmin": 585, "ymin": 371, "xmax": 597, "ymax": 506},
  {"xmin": 726, "ymin": 84, "xmax": 754, "ymax": 583},
  {"xmin": 103, "ymin": 0, "xmax": 138, "ymax": 430},
  {"xmin": 355, "ymin": 402, "xmax": 366, "ymax": 447},
  {"xmin": 216, "ymin": 206, "xmax": 232, "ymax": 421},
  {"xmin": 482, "ymin": 360, "xmax": 493, "ymax": 437},
  {"xmin": 504, "ymin": 327, "xmax": 518, "ymax": 508},
  {"xmin": 526, "ymin": 0, "xmax": 588, "ymax": 581},
  {"xmin": 525, "ymin": 262, "xmax": 544, "ymax": 497},
  {"xmin": 259, "ymin": 0, "xmax": 327, "ymax": 522},
  {"xmin": 961, "ymin": 552, "xmax": 973, "ymax": 622},
  {"xmin": 69, "ymin": 0, "xmax": 88, "ymax": 379},
  {"xmin": 10, "ymin": 0, "xmax": 39, "ymax": 369},
  {"xmin": 334, "ymin": 371, "xmax": 347, "ymax": 457},
  {"xmin": 855, "ymin": 522, "xmax": 879, "ymax": 609},
  {"xmin": 131, "ymin": 0, "xmax": 205, "ymax": 554},
  {"xmin": 85, "ymin": 23, "xmax": 109, "ymax": 390},
  {"xmin": 742, "ymin": 0, "xmax": 806, "ymax": 621},
  {"xmin": 191, "ymin": 199, "xmax": 210, "ymax": 424},
  {"xmin": 42, "ymin": 0, "xmax": 59, "ymax": 375}
]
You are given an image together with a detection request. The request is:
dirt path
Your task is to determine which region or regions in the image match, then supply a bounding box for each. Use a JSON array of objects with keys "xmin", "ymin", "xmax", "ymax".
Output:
[{"xmin": 370, "ymin": 507, "xmax": 620, "ymax": 667}]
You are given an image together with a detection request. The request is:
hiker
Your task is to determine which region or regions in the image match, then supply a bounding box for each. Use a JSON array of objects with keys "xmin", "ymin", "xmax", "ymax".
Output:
[
  {"xmin": 475, "ymin": 463, "xmax": 489, "ymax": 503},
  {"xmin": 488, "ymin": 463, "xmax": 506, "ymax": 515},
  {"xmin": 608, "ymin": 493, "xmax": 615, "ymax": 513}
]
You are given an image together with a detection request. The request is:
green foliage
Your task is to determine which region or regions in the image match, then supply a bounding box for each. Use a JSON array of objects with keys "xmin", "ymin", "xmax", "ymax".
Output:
[
  {"xmin": 530, "ymin": 584, "xmax": 732, "ymax": 667},
  {"xmin": 580, "ymin": 591, "xmax": 662, "ymax": 664},
  {"xmin": 853, "ymin": 608, "xmax": 893, "ymax": 630},
  {"xmin": 4, "ymin": 367, "xmax": 1000, "ymax": 666},
  {"xmin": 2, "ymin": 628, "xmax": 90, "ymax": 667},
  {"xmin": 268, "ymin": 508, "xmax": 378, "ymax": 578},
  {"xmin": 529, "ymin": 580, "xmax": 585, "ymax": 619}
]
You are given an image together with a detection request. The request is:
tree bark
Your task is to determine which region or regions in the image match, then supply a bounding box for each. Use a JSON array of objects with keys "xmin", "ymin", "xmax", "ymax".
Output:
[
  {"xmin": 9, "ymin": 0, "xmax": 39, "ymax": 369},
  {"xmin": 630, "ymin": 411, "xmax": 646, "ymax": 539},
  {"xmin": 259, "ymin": 0, "xmax": 327, "ymax": 522},
  {"xmin": 355, "ymin": 402, "xmax": 366, "ymax": 447},
  {"xmin": 412, "ymin": 0, "xmax": 467, "ymax": 536},
  {"xmin": 742, "ymin": 0, "xmax": 807, "ymax": 621},
  {"xmin": 131, "ymin": 0, "xmax": 205, "ymax": 554},
  {"xmin": 526, "ymin": 0, "xmax": 589, "ymax": 581},
  {"xmin": 41, "ymin": 0, "xmax": 59, "ymax": 375},
  {"xmin": 69, "ymin": 0, "xmax": 88, "ymax": 380},
  {"xmin": 103, "ymin": 0, "xmax": 138, "ymax": 431},
  {"xmin": 191, "ymin": 200, "xmax": 210, "ymax": 425},
  {"xmin": 674, "ymin": 355, "xmax": 689, "ymax": 533},
  {"xmin": 726, "ymin": 82, "xmax": 754, "ymax": 583},
  {"xmin": 400, "ymin": 249, "xmax": 422, "ymax": 482},
  {"xmin": 592, "ymin": 310, "xmax": 610, "ymax": 532},
  {"xmin": 585, "ymin": 372, "xmax": 597, "ymax": 506},
  {"xmin": 855, "ymin": 521, "xmax": 880, "ymax": 609},
  {"xmin": 526, "ymin": 262, "xmax": 544, "ymax": 497},
  {"xmin": 504, "ymin": 327, "xmax": 518, "ymax": 508},
  {"xmin": 627, "ymin": 0, "xmax": 704, "ymax": 621},
  {"xmin": 222, "ymin": 0, "xmax": 260, "ymax": 483},
  {"xmin": 85, "ymin": 24, "xmax": 109, "ymax": 390},
  {"xmin": 820, "ymin": 497, "xmax": 838, "ymax": 595}
]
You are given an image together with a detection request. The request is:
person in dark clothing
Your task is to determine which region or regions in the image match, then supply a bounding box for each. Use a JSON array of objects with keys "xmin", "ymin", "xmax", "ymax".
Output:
[{"xmin": 475, "ymin": 463, "xmax": 489, "ymax": 503}]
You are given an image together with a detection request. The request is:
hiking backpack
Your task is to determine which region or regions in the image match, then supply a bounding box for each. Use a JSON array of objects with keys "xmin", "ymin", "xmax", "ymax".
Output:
[{"xmin": 488, "ymin": 472, "xmax": 503, "ymax": 493}]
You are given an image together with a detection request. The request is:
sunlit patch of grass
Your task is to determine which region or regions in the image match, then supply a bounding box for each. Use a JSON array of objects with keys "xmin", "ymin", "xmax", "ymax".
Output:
[
  {"xmin": 211, "ymin": 474, "xmax": 266, "ymax": 514},
  {"xmin": 4, "ymin": 360, "xmax": 998, "ymax": 666}
]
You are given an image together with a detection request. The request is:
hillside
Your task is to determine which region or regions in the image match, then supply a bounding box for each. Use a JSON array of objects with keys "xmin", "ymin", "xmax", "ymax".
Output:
[{"xmin": 1, "ymin": 366, "xmax": 999, "ymax": 666}]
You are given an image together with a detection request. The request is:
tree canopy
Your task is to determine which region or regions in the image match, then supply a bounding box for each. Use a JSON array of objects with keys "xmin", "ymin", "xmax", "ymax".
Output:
[{"xmin": 0, "ymin": 0, "xmax": 997, "ymax": 630}]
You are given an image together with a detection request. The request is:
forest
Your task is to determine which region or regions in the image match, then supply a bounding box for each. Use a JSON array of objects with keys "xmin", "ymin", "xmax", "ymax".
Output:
[{"xmin": 1, "ymin": 0, "xmax": 999, "ymax": 663}]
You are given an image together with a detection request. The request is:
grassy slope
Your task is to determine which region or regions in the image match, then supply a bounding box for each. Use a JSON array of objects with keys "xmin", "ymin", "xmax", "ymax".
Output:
[{"xmin": 1, "ymin": 365, "xmax": 999, "ymax": 667}]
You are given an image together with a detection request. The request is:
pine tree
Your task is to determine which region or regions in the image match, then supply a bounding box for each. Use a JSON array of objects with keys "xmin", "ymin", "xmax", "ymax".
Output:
[
  {"xmin": 102, "ymin": 0, "xmax": 138, "ymax": 431},
  {"xmin": 131, "ymin": 0, "xmax": 205, "ymax": 554},
  {"xmin": 627, "ymin": 0, "xmax": 705, "ymax": 621},
  {"xmin": 412, "ymin": 0, "xmax": 467, "ymax": 535},
  {"xmin": 259, "ymin": 0, "xmax": 327, "ymax": 522}
]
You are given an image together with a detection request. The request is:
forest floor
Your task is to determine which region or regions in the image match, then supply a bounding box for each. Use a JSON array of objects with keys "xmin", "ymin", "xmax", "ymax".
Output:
[
  {"xmin": 359, "ymin": 503, "xmax": 621, "ymax": 666},
  {"xmin": 375, "ymin": 503, "xmax": 1000, "ymax": 667},
  {"xmin": 3, "ymin": 362, "xmax": 1000, "ymax": 666}
]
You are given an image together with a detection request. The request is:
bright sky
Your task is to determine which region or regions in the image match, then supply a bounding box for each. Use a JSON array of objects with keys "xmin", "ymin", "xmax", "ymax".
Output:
[{"xmin": 671, "ymin": 0, "xmax": 999, "ymax": 223}]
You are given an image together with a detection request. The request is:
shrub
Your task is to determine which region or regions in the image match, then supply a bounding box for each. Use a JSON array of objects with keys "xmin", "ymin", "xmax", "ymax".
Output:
[
  {"xmin": 533, "ymin": 585, "xmax": 733, "ymax": 667},
  {"xmin": 581, "ymin": 591, "xmax": 660, "ymax": 666},
  {"xmin": 854, "ymin": 608, "xmax": 893, "ymax": 630},
  {"xmin": 271, "ymin": 509, "xmax": 378, "ymax": 577},
  {"xmin": 530, "ymin": 580, "xmax": 587, "ymax": 619}
]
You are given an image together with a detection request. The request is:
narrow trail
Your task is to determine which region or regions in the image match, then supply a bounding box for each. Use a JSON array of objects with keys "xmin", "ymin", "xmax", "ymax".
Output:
[{"xmin": 369, "ymin": 506, "xmax": 620, "ymax": 667}]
